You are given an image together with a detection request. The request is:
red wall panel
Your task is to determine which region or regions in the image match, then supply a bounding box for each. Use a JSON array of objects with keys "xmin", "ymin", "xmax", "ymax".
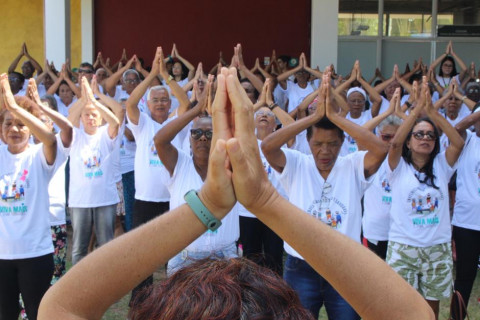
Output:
[{"xmin": 94, "ymin": 0, "xmax": 310, "ymax": 69}]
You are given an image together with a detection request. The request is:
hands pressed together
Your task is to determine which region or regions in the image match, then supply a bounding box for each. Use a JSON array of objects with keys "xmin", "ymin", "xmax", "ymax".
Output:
[{"xmin": 198, "ymin": 67, "xmax": 278, "ymax": 218}]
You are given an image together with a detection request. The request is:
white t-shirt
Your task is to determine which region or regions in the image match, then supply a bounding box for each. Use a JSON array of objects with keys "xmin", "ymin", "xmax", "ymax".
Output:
[
  {"xmin": 290, "ymin": 130, "xmax": 312, "ymax": 155},
  {"xmin": 113, "ymin": 85, "xmax": 148, "ymax": 113},
  {"xmin": 282, "ymin": 80, "xmax": 315, "ymax": 113},
  {"xmin": 378, "ymin": 95, "xmax": 409, "ymax": 115},
  {"xmin": 49, "ymin": 134, "xmax": 71, "ymax": 226},
  {"xmin": 0, "ymin": 144, "xmax": 55, "ymax": 259},
  {"xmin": 68, "ymin": 126, "xmax": 120, "ymax": 207},
  {"xmin": 54, "ymin": 95, "xmax": 78, "ymax": 118},
  {"xmin": 452, "ymin": 131, "xmax": 480, "ymax": 231},
  {"xmin": 119, "ymin": 130, "xmax": 136, "ymax": 174},
  {"xmin": 363, "ymin": 160, "xmax": 392, "ymax": 241},
  {"xmin": 340, "ymin": 111, "xmax": 373, "ymax": 155},
  {"xmin": 162, "ymin": 149, "xmax": 239, "ymax": 252},
  {"xmin": 387, "ymin": 152, "xmax": 456, "ymax": 247},
  {"xmin": 436, "ymin": 74, "xmax": 461, "ymax": 90},
  {"xmin": 128, "ymin": 112, "xmax": 180, "ymax": 202},
  {"xmin": 239, "ymin": 140, "xmax": 288, "ymax": 218},
  {"xmin": 275, "ymin": 149, "xmax": 371, "ymax": 259}
]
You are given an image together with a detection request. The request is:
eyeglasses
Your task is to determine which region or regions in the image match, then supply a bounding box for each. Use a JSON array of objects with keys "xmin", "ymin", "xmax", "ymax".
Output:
[
  {"xmin": 442, "ymin": 63, "xmax": 454, "ymax": 68},
  {"xmin": 78, "ymin": 69, "xmax": 94, "ymax": 74},
  {"xmin": 380, "ymin": 134, "xmax": 394, "ymax": 141},
  {"xmin": 412, "ymin": 130, "xmax": 436, "ymax": 141},
  {"xmin": 124, "ymin": 79, "xmax": 138, "ymax": 84},
  {"xmin": 348, "ymin": 99, "xmax": 365, "ymax": 105},
  {"xmin": 256, "ymin": 110, "xmax": 275, "ymax": 117},
  {"xmin": 190, "ymin": 128, "xmax": 213, "ymax": 140}
]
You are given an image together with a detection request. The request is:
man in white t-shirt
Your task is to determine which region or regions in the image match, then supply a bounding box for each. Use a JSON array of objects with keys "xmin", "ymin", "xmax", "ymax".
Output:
[
  {"xmin": 125, "ymin": 47, "xmax": 190, "ymax": 305},
  {"xmin": 261, "ymin": 78, "xmax": 388, "ymax": 320}
]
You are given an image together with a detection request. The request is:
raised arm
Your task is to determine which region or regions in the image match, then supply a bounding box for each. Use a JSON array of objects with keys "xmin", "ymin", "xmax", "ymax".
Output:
[
  {"xmin": 1, "ymin": 74, "xmax": 56, "ymax": 164},
  {"xmin": 235, "ymin": 44, "xmax": 264, "ymax": 93},
  {"xmin": 91, "ymin": 76, "xmax": 125, "ymax": 124},
  {"xmin": 82, "ymin": 78, "xmax": 120, "ymax": 139},
  {"xmin": 362, "ymin": 93, "xmax": 396, "ymax": 132},
  {"xmin": 23, "ymin": 44, "xmax": 43, "ymax": 75},
  {"xmin": 171, "ymin": 43, "xmax": 195, "ymax": 81},
  {"xmin": 276, "ymin": 54, "xmax": 304, "ymax": 89},
  {"xmin": 126, "ymin": 49, "xmax": 162, "ymax": 125},
  {"xmin": 155, "ymin": 79, "xmax": 210, "ymax": 176},
  {"xmin": 104, "ymin": 56, "xmax": 135, "ymax": 97},
  {"xmin": 60, "ymin": 65, "xmax": 81, "ymax": 98},
  {"xmin": 455, "ymin": 107, "xmax": 480, "ymax": 139},
  {"xmin": 449, "ymin": 41, "xmax": 467, "ymax": 80},
  {"xmin": 325, "ymin": 74, "xmax": 388, "ymax": 178},
  {"xmin": 424, "ymin": 87, "xmax": 464, "ymax": 167},
  {"xmin": 374, "ymin": 65, "xmax": 398, "ymax": 94},
  {"xmin": 356, "ymin": 62, "xmax": 382, "ymax": 117},
  {"xmin": 261, "ymin": 82, "xmax": 325, "ymax": 173},
  {"xmin": 388, "ymin": 80, "xmax": 427, "ymax": 171},
  {"xmin": 8, "ymin": 43, "xmax": 25, "ymax": 74},
  {"xmin": 28, "ymin": 79, "xmax": 73, "ymax": 148}
]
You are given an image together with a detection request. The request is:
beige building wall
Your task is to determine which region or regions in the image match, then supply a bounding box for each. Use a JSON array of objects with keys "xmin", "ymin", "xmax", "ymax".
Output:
[{"xmin": 0, "ymin": 0, "xmax": 82, "ymax": 75}]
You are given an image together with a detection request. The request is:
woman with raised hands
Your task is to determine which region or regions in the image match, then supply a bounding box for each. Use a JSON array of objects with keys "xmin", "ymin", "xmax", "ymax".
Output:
[
  {"xmin": 38, "ymin": 67, "xmax": 433, "ymax": 320},
  {"xmin": 386, "ymin": 77, "xmax": 464, "ymax": 319},
  {"xmin": 27, "ymin": 78, "xmax": 73, "ymax": 285},
  {"xmin": 0, "ymin": 73, "xmax": 58, "ymax": 320},
  {"xmin": 67, "ymin": 77, "xmax": 120, "ymax": 266},
  {"xmin": 430, "ymin": 41, "xmax": 467, "ymax": 93}
]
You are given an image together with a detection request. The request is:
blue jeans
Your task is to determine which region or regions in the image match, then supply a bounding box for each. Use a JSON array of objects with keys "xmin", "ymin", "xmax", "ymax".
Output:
[
  {"xmin": 70, "ymin": 204, "xmax": 117, "ymax": 265},
  {"xmin": 167, "ymin": 242, "xmax": 238, "ymax": 276},
  {"xmin": 121, "ymin": 171, "xmax": 135, "ymax": 232},
  {"xmin": 284, "ymin": 255, "xmax": 360, "ymax": 320}
]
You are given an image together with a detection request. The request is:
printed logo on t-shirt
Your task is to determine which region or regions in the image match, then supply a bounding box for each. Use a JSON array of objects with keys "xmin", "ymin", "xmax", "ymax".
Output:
[
  {"xmin": 306, "ymin": 182, "xmax": 348, "ymax": 229},
  {"xmin": 82, "ymin": 148, "xmax": 103, "ymax": 178},
  {"xmin": 149, "ymin": 140, "xmax": 163, "ymax": 167},
  {"xmin": 346, "ymin": 135, "xmax": 358, "ymax": 154},
  {"xmin": 120, "ymin": 139, "xmax": 126, "ymax": 156},
  {"xmin": 475, "ymin": 161, "xmax": 480, "ymax": 195},
  {"xmin": 407, "ymin": 183, "xmax": 444, "ymax": 227},
  {"xmin": 262, "ymin": 160, "xmax": 272, "ymax": 176},
  {"xmin": 379, "ymin": 172, "xmax": 392, "ymax": 205},
  {"xmin": 0, "ymin": 169, "xmax": 29, "ymax": 215}
]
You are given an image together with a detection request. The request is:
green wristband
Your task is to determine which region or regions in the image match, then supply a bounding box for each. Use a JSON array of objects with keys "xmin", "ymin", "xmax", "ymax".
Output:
[{"xmin": 184, "ymin": 189, "xmax": 222, "ymax": 231}]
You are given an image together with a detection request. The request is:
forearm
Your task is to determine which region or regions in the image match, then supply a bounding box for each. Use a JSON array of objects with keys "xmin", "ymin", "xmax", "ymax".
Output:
[
  {"xmin": 374, "ymin": 77, "xmax": 394, "ymax": 94},
  {"xmin": 104, "ymin": 67, "xmax": 125, "ymax": 97},
  {"xmin": 65, "ymin": 78, "xmax": 81, "ymax": 97},
  {"xmin": 127, "ymin": 74, "xmax": 156, "ymax": 123},
  {"xmin": 277, "ymin": 66, "xmax": 300, "ymax": 82},
  {"xmin": 46, "ymin": 78, "xmax": 62, "ymax": 95},
  {"xmin": 253, "ymin": 195, "xmax": 434, "ymax": 320},
  {"xmin": 166, "ymin": 77, "xmax": 190, "ymax": 115},
  {"xmin": 262, "ymin": 114, "xmax": 319, "ymax": 153},
  {"xmin": 8, "ymin": 53, "xmax": 22, "ymax": 74},
  {"xmin": 272, "ymin": 105, "xmax": 294, "ymax": 127},
  {"xmin": 27, "ymin": 55, "xmax": 43, "ymax": 74},
  {"xmin": 329, "ymin": 113, "xmax": 386, "ymax": 157},
  {"xmin": 67, "ymin": 99, "xmax": 85, "ymax": 128},
  {"xmin": 38, "ymin": 203, "xmax": 214, "ymax": 320},
  {"xmin": 428, "ymin": 110, "xmax": 464, "ymax": 149},
  {"xmin": 38, "ymin": 104, "xmax": 73, "ymax": 147},
  {"xmin": 239, "ymin": 65, "xmax": 264, "ymax": 93}
]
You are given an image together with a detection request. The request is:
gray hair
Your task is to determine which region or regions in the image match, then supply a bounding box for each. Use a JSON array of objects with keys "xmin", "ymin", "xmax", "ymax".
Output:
[
  {"xmin": 122, "ymin": 69, "xmax": 140, "ymax": 81},
  {"xmin": 41, "ymin": 94, "xmax": 58, "ymax": 112},
  {"xmin": 147, "ymin": 85, "xmax": 170, "ymax": 101},
  {"xmin": 378, "ymin": 115, "xmax": 402, "ymax": 132}
]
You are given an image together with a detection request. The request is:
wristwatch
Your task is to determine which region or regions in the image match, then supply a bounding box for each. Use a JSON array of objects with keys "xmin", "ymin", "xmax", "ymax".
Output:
[{"xmin": 184, "ymin": 189, "xmax": 222, "ymax": 231}]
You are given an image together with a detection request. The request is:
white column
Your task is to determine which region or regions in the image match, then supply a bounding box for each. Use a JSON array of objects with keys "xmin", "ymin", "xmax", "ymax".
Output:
[
  {"xmin": 430, "ymin": 0, "xmax": 438, "ymax": 63},
  {"xmin": 44, "ymin": 0, "xmax": 70, "ymax": 67},
  {"xmin": 376, "ymin": 0, "xmax": 384, "ymax": 68},
  {"xmin": 81, "ymin": 0, "xmax": 94, "ymax": 63},
  {"xmin": 311, "ymin": 0, "xmax": 339, "ymax": 70}
]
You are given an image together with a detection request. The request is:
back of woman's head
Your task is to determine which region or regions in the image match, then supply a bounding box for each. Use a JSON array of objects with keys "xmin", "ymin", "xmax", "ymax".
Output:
[{"xmin": 129, "ymin": 258, "xmax": 314, "ymax": 320}]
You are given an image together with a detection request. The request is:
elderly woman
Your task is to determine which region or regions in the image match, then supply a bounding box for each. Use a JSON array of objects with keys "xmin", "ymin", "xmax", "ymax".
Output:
[
  {"xmin": 67, "ymin": 78, "xmax": 120, "ymax": 265},
  {"xmin": 0, "ymin": 73, "xmax": 57, "ymax": 320}
]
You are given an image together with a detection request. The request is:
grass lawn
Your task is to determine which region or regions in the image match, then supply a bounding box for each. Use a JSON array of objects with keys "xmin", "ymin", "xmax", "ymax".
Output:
[{"xmin": 60, "ymin": 226, "xmax": 480, "ymax": 320}]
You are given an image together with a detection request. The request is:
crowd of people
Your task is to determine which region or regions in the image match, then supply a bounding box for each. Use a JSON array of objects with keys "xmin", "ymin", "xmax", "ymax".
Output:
[{"xmin": 1, "ymin": 40, "xmax": 479, "ymax": 319}]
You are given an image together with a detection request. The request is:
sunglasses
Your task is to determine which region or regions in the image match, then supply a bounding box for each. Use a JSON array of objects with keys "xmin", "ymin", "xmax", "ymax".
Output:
[
  {"xmin": 412, "ymin": 130, "xmax": 436, "ymax": 141},
  {"xmin": 380, "ymin": 134, "xmax": 394, "ymax": 141},
  {"xmin": 256, "ymin": 110, "xmax": 275, "ymax": 117},
  {"xmin": 190, "ymin": 128, "xmax": 213, "ymax": 140},
  {"xmin": 78, "ymin": 69, "xmax": 94, "ymax": 74}
]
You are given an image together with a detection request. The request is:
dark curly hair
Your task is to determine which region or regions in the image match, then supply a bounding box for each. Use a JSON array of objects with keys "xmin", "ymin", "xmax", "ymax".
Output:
[
  {"xmin": 402, "ymin": 117, "xmax": 440, "ymax": 189},
  {"xmin": 129, "ymin": 258, "xmax": 314, "ymax": 320}
]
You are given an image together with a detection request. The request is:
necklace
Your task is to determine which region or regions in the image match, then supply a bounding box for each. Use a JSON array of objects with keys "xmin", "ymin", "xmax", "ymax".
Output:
[{"xmin": 440, "ymin": 76, "xmax": 451, "ymax": 88}]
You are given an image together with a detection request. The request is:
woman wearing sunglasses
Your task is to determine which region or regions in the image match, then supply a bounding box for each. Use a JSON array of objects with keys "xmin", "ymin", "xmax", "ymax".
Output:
[
  {"xmin": 154, "ymin": 76, "xmax": 240, "ymax": 275},
  {"xmin": 386, "ymin": 78, "xmax": 464, "ymax": 319}
]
